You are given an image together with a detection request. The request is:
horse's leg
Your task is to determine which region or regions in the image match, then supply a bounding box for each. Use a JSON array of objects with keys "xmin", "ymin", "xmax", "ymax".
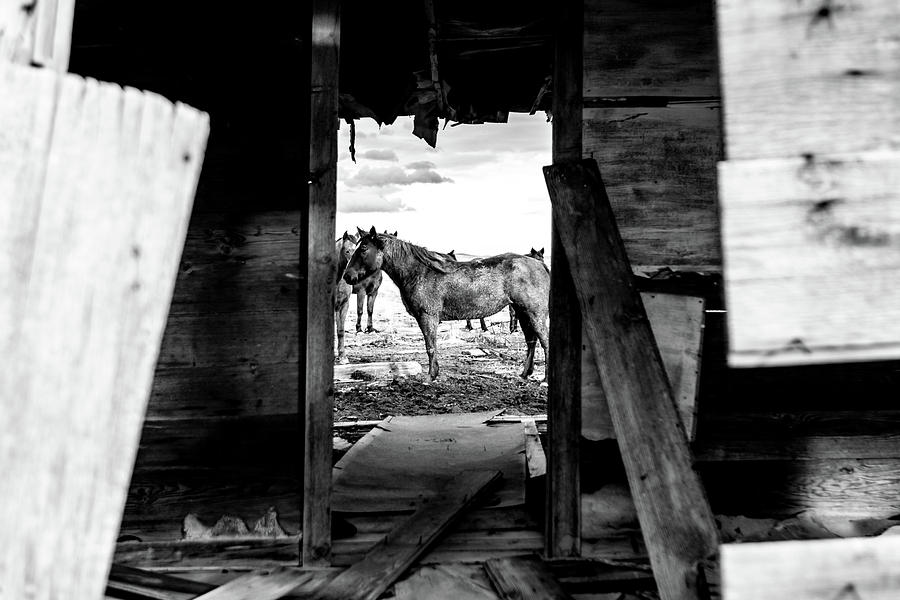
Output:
[
  {"xmin": 416, "ymin": 314, "xmax": 440, "ymax": 381},
  {"xmin": 532, "ymin": 313, "xmax": 549, "ymax": 382},
  {"xmin": 480, "ymin": 318, "xmax": 488, "ymax": 332},
  {"xmin": 465, "ymin": 319, "xmax": 473, "ymax": 331},
  {"xmin": 509, "ymin": 306, "xmax": 518, "ymax": 333},
  {"xmin": 355, "ymin": 291, "xmax": 364, "ymax": 333},
  {"xmin": 335, "ymin": 300, "xmax": 350, "ymax": 364},
  {"xmin": 365, "ymin": 289, "xmax": 379, "ymax": 333},
  {"xmin": 515, "ymin": 309, "xmax": 537, "ymax": 379}
]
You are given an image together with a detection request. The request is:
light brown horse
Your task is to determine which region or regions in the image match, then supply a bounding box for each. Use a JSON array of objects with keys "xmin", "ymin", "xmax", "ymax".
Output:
[{"xmin": 344, "ymin": 227, "xmax": 549, "ymax": 382}]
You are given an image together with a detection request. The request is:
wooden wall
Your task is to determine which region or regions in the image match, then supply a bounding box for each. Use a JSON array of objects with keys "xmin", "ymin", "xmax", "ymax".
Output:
[{"xmin": 582, "ymin": 0, "xmax": 722, "ymax": 268}]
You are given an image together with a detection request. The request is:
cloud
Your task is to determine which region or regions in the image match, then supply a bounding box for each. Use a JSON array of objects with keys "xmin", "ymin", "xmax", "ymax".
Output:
[
  {"xmin": 361, "ymin": 149, "xmax": 399, "ymax": 162},
  {"xmin": 338, "ymin": 195, "xmax": 412, "ymax": 213},
  {"xmin": 345, "ymin": 164, "xmax": 453, "ymax": 188},
  {"xmin": 405, "ymin": 160, "xmax": 436, "ymax": 170}
]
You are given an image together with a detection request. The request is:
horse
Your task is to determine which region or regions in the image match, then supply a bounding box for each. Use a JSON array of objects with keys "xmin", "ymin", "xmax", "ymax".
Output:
[
  {"xmin": 349, "ymin": 230, "xmax": 396, "ymax": 334},
  {"xmin": 443, "ymin": 250, "xmax": 487, "ymax": 332},
  {"xmin": 334, "ymin": 231, "xmax": 358, "ymax": 364},
  {"xmin": 509, "ymin": 247, "xmax": 546, "ymax": 333},
  {"xmin": 344, "ymin": 227, "xmax": 549, "ymax": 382}
]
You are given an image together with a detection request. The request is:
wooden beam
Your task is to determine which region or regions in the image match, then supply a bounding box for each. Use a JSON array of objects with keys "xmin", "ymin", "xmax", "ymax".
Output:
[
  {"xmin": 545, "ymin": 159, "xmax": 718, "ymax": 600},
  {"xmin": 0, "ymin": 62, "xmax": 208, "ymax": 600},
  {"xmin": 546, "ymin": 0, "xmax": 583, "ymax": 559},
  {"xmin": 719, "ymin": 151, "xmax": 900, "ymax": 367},
  {"xmin": 304, "ymin": 0, "xmax": 341, "ymax": 567},
  {"xmin": 108, "ymin": 565, "xmax": 216, "ymax": 596},
  {"xmin": 484, "ymin": 555, "xmax": 574, "ymax": 600},
  {"xmin": 721, "ymin": 535, "xmax": 900, "ymax": 600},
  {"xmin": 311, "ymin": 470, "xmax": 502, "ymax": 600},
  {"xmin": 523, "ymin": 417, "xmax": 547, "ymax": 479}
]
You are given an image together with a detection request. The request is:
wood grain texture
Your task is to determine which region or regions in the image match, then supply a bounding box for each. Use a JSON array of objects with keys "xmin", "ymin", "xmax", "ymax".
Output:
[
  {"xmin": 523, "ymin": 418, "xmax": 547, "ymax": 479},
  {"xmin": 582, "ymin": 292, "xmax": 705, "ymax": 441},
  {"xmin": 719, "ymin": 151, "xmax": 900, "ymax": 366},
  {"xmin": 582, "ymin": 104, "xmax": 722, "ymax": 267},
  {"xmin": 546, "ymin": 159, "xmax": 717, "ymax": 600},
  {"xmin": 716, "ymin": 0, "xmax": 900, "ymax": 160},
  {"xmin": 192, "ymin": 568, "xmax": 312, "ymax": 600},
  {"xmin": 312, "ymin": 470, "xmax": 502, "ymax": 600},
  {"xmin": 0, "ymin": 62, "xmax": 208, "ymax": 600},
  {"xmin": 484, "ymin": 555, "xmax": 574, "ymax": 600},
  {"xmin": 546, "ymin": 0, "xmax": 582, "ymax": 560},
  {"xmin": 584, "ymin": 0, "xmax": 719, "ymax": 97},
  {"xmin": 721, "ymin": 535, "xmax": 900, "ymax": 600},
  {"xmin": 0, "ymin": 0, "xmax": 75, "ymax": 70},
  {"xmin": 304, "ymin": 0, "xmax": 341, "ymax": 567}
]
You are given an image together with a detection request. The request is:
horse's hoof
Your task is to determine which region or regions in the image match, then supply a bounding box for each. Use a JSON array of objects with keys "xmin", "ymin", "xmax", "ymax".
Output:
[{"xmin": 365, "ymin": 327, "xmax": 378, "ymax": 334}]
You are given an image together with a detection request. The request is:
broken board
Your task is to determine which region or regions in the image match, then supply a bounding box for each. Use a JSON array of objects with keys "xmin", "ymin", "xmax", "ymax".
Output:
[
  {"xmin": 331, "ymin": 411, "xmax": 526, "ymax": 512},
  {"xmin": 0, "ymin": 62, "xmax": 208, "ymax": 600},
  {"xmin": 582, "ymin": 292, "xmax": 706, "ymax": 440}
]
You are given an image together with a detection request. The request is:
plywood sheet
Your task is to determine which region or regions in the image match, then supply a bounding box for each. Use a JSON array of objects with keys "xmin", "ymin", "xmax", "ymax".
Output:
[{"xmin": 331, "ymin": 412, "xmax": 526, "ymax": 512}]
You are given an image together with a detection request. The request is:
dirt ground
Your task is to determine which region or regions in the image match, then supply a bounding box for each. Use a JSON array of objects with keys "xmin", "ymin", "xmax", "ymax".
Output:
[{"xmin": 334, "ymin": 277, "xmax": 547, "ymax": 421}]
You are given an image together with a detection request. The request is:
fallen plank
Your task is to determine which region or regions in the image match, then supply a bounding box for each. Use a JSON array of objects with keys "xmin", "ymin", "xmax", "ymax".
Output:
[
  {"xmin": 522, "ymin": 418, "xmax": 546, "ymax": 479},
  {"xmin": 192, "ymin": 568, "xmax": 313, "ymax": 600},
  {"xmin": 393, "ymin": 564, "xmax": 498, "ymax": 600},
  {"xmin": 484, "ymin": 555, "xmax": 574, "ymax": 600},
  {"xmin": 0, "ymin": 62, "xmax": 208, "ymax": 600},
  {"xmin": 312, "ymin": 470, "xmax": 502, "ymax": 600},
  {"xmin": 333, "ymin": 361, "xmax": 422, "ymax": 382},
  {"xmin": 545, "ymin": 159, "xmax": 718, "ymax": 600},
  {"xmin": 721, "ymin": 535, "xmax": 900, "ymax": 600},
  {"xmin": 108, "ymin": 564, "xmax": 215, "ymax": 595}
]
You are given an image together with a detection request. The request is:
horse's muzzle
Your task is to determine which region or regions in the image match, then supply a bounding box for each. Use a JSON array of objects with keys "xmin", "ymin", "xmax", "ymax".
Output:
[{"xmin": 343, "ymin": 272, "xmax": 356, "ymax": 285}]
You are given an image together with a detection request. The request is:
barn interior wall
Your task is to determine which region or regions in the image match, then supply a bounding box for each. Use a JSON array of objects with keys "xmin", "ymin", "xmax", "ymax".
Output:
[{"xmin": 69, "ymin": 1, "xmax": 309, "ymax": 540}]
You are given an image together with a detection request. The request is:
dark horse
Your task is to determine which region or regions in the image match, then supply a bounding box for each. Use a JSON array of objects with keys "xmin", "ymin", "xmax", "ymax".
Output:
[
  {"xmin": 449, "ymin": 248, "xmax": 546, "ymax": 333},
  {"xmin": 344, "ymin": 227, "xmax": 549, "ymax": 382},
  {"xmin": 351, "ymin": 230, "xmax": 396, "ymax": 333}
]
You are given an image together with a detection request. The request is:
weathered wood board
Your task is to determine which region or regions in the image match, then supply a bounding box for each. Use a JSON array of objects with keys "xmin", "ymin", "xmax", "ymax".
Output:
[
  {"xmin": 0, "ymin": 0, "xmax": 76, "ymax": 71},
  {"xmin": 584, "ymin": 0, "xmax": 719, "ymax": 97},
  {"xmin": 312, "ymin": 470, "xmax": 501, "ymax": 600},
  {"xmin": 717, "ymin": 0, "xmax": 900, "ymax": 160},
  {"xmin": 546, "ymin": 159, "xmax": 718, "ymax": 600},
  {"xmin": 484, "ymin": 555, "xmax": 574, "ymax": 600},
  {"xmin": 583, "ymin": 292, "xmax": 706, "ymax": 440},
  {"xmin": 583, "ymin": 105, "xmax": 722, "ymax": 267},
  {"xmin": 0, "ymin": 62, "xmax": 208, "ymax": 600},
  {"xmin": 719, "ymin": 152, "xmax": 900, "ymax": 366},
  {"xmin": 333, "ymin": 361, "xmax": 422, "ymax": 382},
  {"xmin": 721, "ymin": 535, "xmax": 900, "ymax": 600}
]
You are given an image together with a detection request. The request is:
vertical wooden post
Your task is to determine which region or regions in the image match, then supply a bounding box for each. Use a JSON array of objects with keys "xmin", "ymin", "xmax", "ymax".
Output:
[
  {"xmin": 304, "ymin": 0, "xmax": 341, "ymax": 567},
  {"xmin": 546, "ymin": 0, "xmax": 583, "ymax": 558}
]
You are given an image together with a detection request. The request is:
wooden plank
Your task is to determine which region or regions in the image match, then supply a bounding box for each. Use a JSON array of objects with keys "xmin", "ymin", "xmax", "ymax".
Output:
[
  {"xmin": 0, "ymin": 0, "xmax": 75, "ymax": 70},
  {"xmin": 484, "ymin": 555, "xmax": 574, "ymax": 600},
  {"xmin": 0, "ymin": 62, "xmax": 208, "ymax": 600},
  {"xmin": 719, "ymin": 152, "xmax": 900, "ymax": 367},
  {"xmin": 721, "ymin": 535, "xmax": 900, "ymax": 600},
  {"xmin": 312, "ymin": 470, "xmax": 502, "ymax": 600},
  {"xmin": 523, "ymin": 418, "xmax": 546, "ymax": 479},
  {"xmin": 105, "ymin": 580, "xmax": 194, "ymax": 600},
  {"xmin": 546, "ymin": 0, "xmax": 582, "ymax": 560},
  {"xmin": 333, "ymin": 361, "xmax": 422, "ymax": 382},
  {"xmin": 583, "ymin": 292, "xmax": 705, "ymax": 440},
  {"xmin": 584, "ymin": 0, "xmax": 719, "ymax": 97},
  {"xmin": 582, "ymin": 105, "xmax": 722, "ymax": 267},
  {"xmin": 716, "ymin": 0, "xmax": 900, "ymax": 160},
  {"xmin": 108, "ymin": 564, "xmax": 215, "ymax": 595},
  {"xmin": 32, "ymin": 0, "xmax": 76, "ymax": 70},
  {"xmin": 393, "ymin": 564, "xmax": 498, "ymax": 600},
  {"xmin": 545, "ymin": 159, "xmax": 718, "ymax": 600},
  {"xmin": 192, "ymin": 568, "xmax": 312, "ymax": 600},
  {"xmin": 304, "ymin": 0, "xmax": 341, "ymax": 567}
]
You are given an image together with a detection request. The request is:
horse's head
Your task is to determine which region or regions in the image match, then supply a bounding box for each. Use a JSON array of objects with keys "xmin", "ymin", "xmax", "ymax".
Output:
[
  {"xmin": 337, "ymin": 231, "xmax": 358, "ymax": 274},
  {"xmin": 344, "ymin": 226, "xmax": 384, "ymax": 285},
  {"xmin": 528, "ymin": 247, "xmax": 545, "ymax": 261}
]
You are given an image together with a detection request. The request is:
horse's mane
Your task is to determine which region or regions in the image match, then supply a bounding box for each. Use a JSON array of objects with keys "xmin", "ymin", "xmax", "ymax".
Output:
[{"xmin": 381, "ymin": 234, "xmax": 459, "ymax": 274}]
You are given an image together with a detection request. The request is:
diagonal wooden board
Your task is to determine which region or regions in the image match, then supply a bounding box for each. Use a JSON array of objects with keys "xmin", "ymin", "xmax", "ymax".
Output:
[
  {"xmin": 484, "ymin": 555, "xmax": 574, "ymax": 600},
  {"xmin": 313, "ymin": 470, "xmax": 502, "ymax": 600},
  {"xmin": 721, "ymin": 535, "xmax": 900, "ymax": 600},
  {"xmin": 331, "ymin": 411, "xmax": 526, "ymax": 511},
  {"xmin": 0, "ymin": 61, "xmax": 208, "ymax": 600},
  {"xmin": 191, "ymin": 568, "xmax": 315, "ymax": 600},
  {"xmin": 545, "ymin": 159, "xmax": 718, "ymax": 600},
  {"xmin": 582, "ymin": 292, "xmax": 706, "ymax": 441}
]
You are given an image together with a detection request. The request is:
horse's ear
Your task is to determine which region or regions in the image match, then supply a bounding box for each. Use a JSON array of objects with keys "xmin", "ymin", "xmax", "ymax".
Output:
[
  {"xmin": 393, "ymin": 231, "xmax": 398, "ymax": 237},
  {"xmin": 369, "ymin": 226, "xmax": 377, "ymax": 238},
  {"xmin": 539, "ymin": 247, "xmax": 545, "ymax": 257},
  {"xmin": 357, "ymin": 226, "xmax": 367, "ymax": 239},
  {"xmin": 342, "ymin": 231, "xmax": 351, "ymax": 241}
]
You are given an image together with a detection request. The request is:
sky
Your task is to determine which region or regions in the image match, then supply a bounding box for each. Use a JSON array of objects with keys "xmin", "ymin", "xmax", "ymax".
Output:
[{"xmin": 336, "ymin": 113, "xmax": 552, "ymax": 259}]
